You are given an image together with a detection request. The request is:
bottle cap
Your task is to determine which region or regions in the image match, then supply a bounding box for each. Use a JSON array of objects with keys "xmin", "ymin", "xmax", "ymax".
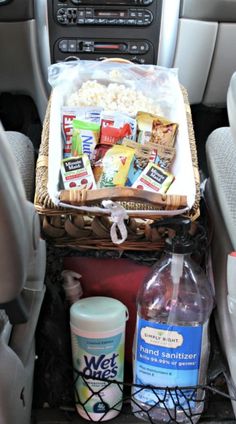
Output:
[
  {"xmin": 70, "ymin": 296, "xmax": 128, "ymax": 332},
  {"xmin": 62, "ymin": 270, "xmax": 83, "ymax": 305}
]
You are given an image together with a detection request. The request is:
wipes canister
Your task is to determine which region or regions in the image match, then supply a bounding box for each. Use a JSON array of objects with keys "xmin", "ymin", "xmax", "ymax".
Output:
[{"xmin": 70, "ymin": 296, "xmax": 128, "ymax": 421}]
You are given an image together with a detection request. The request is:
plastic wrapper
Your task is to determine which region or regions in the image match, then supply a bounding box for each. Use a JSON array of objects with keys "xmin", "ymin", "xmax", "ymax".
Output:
[
  {"xmin": 100, "ymin": 111, "xmax": 136, "ymax": 145},
  {"xmin": 71, "ymin": 119, "xmax": 100, "ymax": 159},
  {"xmin": 61, "ymin": 106, "xmax": 102, "ymax": 158},
  {"xmin": 48, "ymin": 60, "xmax": 181, "ymax": 119},
  {"xmin": 98, "ymin": 144, "xmax": 135, "ymax": 188},
  {"xmin": 121, "ymin": 139, "xmax": 156, "ymax": 186},
  {"xmin": 136, "ymin": 111, "xmax": 178, "ymax": 146}
]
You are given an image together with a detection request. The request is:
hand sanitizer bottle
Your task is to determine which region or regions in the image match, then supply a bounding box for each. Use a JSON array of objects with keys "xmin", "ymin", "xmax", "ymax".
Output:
[{"xmin": 132, "ymin": 217, "xmax": 214, "ymax": 423}]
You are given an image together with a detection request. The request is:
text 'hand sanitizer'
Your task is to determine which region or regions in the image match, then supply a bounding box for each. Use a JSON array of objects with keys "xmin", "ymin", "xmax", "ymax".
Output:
[{"xmin": 132, "ymin": 217, "xmax": 214, "ymax": 424}]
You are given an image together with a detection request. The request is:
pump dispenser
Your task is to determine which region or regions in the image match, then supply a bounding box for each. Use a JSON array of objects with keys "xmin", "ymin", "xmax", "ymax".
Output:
[{"xmin": 132, "ymin": 217, "xmax": 214, "ymax": 424}]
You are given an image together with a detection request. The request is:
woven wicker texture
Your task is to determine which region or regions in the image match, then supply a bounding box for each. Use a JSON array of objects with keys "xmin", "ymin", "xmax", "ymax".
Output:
[{"xmin": 34, "ymin": 86, "xmax": 200, "ymax": 249}]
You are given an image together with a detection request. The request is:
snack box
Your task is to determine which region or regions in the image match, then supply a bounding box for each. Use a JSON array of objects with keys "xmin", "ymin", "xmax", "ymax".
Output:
[{"xmin": 61, "ymin": 155, "xmax": 97, "ymax": 190}]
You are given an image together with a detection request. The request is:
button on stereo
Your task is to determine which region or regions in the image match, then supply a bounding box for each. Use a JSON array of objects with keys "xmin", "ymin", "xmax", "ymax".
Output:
[{"xmin": 57, "ymin": 8, "xmax": 77, "ymax": 24}]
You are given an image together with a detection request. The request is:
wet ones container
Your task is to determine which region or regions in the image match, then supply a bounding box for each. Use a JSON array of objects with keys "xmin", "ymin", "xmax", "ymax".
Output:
[{"xmin": 70, "ymin": 296, "xmax": 128, "ymax": 421}]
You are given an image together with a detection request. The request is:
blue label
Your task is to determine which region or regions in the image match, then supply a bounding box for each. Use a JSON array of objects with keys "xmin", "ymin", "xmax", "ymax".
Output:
[
  {"xmin": 126, "ymin": 156, "xmax": 143, "ymax": 186},
  {"xmin": 77, "ymin": 333, "xmax": 122, "ymax": 356},
  {"xmin": 134, "ymin": 318, "xmax": 203, "ymax": 409}
]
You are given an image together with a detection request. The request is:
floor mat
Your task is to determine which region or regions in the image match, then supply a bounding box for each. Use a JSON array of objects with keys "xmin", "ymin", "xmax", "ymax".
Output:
[{"xmin": 0, "ymin": 92, "xmax": 42, "ymax": 153}]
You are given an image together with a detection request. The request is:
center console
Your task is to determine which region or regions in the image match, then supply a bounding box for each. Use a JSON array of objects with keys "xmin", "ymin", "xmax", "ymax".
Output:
[{"xmin": 47, "ymin": 0, "xmax": 163, "ymax": 64}]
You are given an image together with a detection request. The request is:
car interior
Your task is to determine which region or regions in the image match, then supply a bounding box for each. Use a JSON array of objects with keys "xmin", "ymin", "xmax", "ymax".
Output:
[{"xmin": 1, "ymin": 0, "xmax": 236, "ymax": 423}]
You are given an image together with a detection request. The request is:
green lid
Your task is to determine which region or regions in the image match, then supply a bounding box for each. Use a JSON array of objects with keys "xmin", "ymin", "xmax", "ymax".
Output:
[{"xmin": 70, "ymin": 296, "xmax": 128, "ymax": 332}]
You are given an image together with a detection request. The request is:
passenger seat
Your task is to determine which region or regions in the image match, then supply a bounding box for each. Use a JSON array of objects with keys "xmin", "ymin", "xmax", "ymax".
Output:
[{"xmin": 205, "ymin": 72, "xmax": 236, "ymax": 415}]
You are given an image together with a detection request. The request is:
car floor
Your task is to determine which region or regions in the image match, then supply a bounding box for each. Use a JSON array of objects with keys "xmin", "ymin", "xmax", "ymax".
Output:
[
  {"xmin": 191, "ymin": 104, "xmax": 229, "ymax": 179},
  {"xmin": 32, "ymin": 399, "xmax": 236, "ymax": 424}
]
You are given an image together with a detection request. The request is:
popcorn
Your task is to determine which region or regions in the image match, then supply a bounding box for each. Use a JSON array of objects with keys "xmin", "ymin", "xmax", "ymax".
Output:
[{"xmin": 66, "ymin": 80, "xmax": 162, "ymax": 117}]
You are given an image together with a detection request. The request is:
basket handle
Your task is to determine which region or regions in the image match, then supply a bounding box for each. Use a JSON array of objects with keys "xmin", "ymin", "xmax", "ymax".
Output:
[
  {"xmin": 101, "ymin": 58, "xmax": 132, "ymax": 64},
  {"xmin": 59, "ymin": 187, "xmax": 187, "ymax": 209}
]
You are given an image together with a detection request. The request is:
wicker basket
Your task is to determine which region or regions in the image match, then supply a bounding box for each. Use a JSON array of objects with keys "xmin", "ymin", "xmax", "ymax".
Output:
[{"xmin": 34, "ymin": 79, "xmax": 200, "ymax": 250}]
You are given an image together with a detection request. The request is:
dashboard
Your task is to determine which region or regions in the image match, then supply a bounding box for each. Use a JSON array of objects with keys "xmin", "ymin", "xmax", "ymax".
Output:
[
  {"xmin": 1, "ymin": 0, "xmax": 236, "ymax": 122},
  {"xmin": 48, "ymin": 0, "xmax": 162, "ymax": 64}
]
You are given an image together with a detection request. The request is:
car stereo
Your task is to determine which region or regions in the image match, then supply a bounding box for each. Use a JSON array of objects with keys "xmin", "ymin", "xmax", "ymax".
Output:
[
  {"xmin": 57, "ymin": 4, "xmax": 153, "ymax": 26},
  {"xmin": 69, "ymin": 0, "xmax": 153, "ymax": 4},
  {"xmin": 49, "ymin": 0, "xmax": 162, "ymax": 64}
]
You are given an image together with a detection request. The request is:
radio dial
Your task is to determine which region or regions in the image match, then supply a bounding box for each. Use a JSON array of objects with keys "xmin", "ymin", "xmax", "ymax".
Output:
[{"xmin": 58, "ymin": 16, "xmax": 66, "ymax": 23}]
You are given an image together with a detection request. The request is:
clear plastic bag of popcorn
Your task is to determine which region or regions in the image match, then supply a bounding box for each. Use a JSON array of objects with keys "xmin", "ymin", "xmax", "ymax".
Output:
[{"xmin": 48, "ymin": 60, "xmax": 180, "ymax": 121}]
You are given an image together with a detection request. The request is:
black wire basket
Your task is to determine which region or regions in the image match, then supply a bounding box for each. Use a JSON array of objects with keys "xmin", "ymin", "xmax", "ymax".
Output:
[
  {"xmin": 33, "ymin": 243, "xmax": 236, "ymax": 423},
  {"xmin": 73, "ymin": 371, "xmax": 236, "ymax": 424}
]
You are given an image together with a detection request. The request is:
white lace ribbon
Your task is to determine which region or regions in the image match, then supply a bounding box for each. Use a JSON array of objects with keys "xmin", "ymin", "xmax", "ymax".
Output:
[{"xmin": 102, "ymin": 200, "xmax": 129, "ymax": 245}]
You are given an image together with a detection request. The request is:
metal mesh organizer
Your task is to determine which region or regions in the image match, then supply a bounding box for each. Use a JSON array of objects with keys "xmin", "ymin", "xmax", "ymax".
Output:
[{"xmin": 73, "ymin": 371, "xmax": 236, "ymax": 424}]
